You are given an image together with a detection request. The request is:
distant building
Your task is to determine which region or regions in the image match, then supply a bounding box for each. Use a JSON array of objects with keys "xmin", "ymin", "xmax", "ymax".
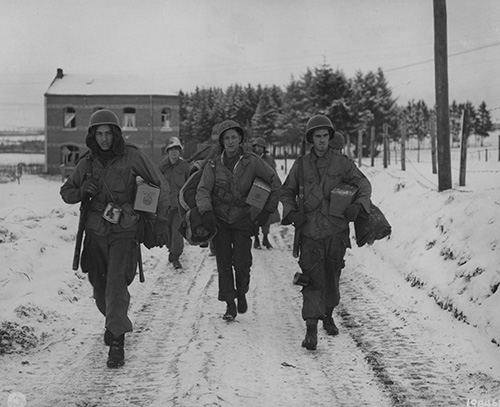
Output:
[{"xmin": 44, "ymin": 68, "xmax": 179, "ymax": 175}]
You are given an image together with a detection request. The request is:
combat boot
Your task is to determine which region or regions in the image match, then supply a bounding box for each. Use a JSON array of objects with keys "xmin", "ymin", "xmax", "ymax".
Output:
[
  {"xmin": 253, "ymin": 236, "xmax": 261, "ymax": 249},
  {"xmin": 223, "ymin": 300, "xmax": 237, "ymax": 321},
  {"xmin": 322, "ymin": 315, "xmax": 339, "ymax": 336},
  {"xmin": 301, "ymin": 319, "xmax": 318, "ymax": 351},
  {"xmin": 262, "ymin": 234, "xmax": 273, "ymax": 249},
  {"xmin": 107, "ymin": 333, "xmax": 125, "ymax": 368},
  {"xmin": 237, "ymin": 293, "xmax": 247, "ymax": 314}
]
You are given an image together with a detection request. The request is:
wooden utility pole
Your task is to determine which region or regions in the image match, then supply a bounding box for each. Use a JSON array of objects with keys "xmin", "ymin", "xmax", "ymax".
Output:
[
  {"xmin": 370, "ymin": 126, "xmax": 375, "ymax": 167},
  {"xmin": 459, "ymin": 110, "xmax": 467, "ymax": 186},
  {"xmin": 434, "ymin": 0, "xmax": 452, "ymax": 190}
]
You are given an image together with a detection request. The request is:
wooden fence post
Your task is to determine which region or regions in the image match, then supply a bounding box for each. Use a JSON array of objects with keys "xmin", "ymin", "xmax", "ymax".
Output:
[
  {"xmin": 459, "ymin": 110, "xmax": 467, "ymax": 186},
  {"xmin": 401, "ymin": 122, "xmax": 406, "ymax": 171},
  {"xmin": 430, "ymin": 115, "xmax": 437, "ymax": 174},
  {"xmin": 370, "ymin": 126, "xmax": 375, "ymax": 167},
  {"xmin": 357, "ymin": 129, "xmax": 363, "ymax": 166},
  {"xmin": 383, "ymin": 124, "xmax": 388, "ymax": 168}
]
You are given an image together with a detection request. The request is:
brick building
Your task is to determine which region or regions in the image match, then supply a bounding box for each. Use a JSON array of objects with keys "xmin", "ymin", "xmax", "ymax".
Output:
[{"xmin": 44, "ymin": 68, "xmax": 179, "ymax": 174}]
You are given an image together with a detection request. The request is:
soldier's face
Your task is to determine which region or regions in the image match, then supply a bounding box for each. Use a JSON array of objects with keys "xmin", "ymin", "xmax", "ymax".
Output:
[
  {"xmin": 253, "ymin": 145, "xmax": 264, "ymax": 155},
  {"xmin": 222, "ymin": 129, "xmax": 241, "ymax": 155},
  {"xmin": 95, "ymin": 125, "xmax": 114, "ymax": 151},
  {"xmin": 312, "ymin": 129, "xmax": 330, "ymax": 155},
  {"xmin": 168, "ymin": 147, "xmax": 181, "ymax": 161}
]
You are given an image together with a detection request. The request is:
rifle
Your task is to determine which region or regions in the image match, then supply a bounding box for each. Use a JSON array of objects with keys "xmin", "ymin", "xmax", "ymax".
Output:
[
  {"xmin": 72, "ymin": 158, "xmax": 93, "ymax": 270},
  {"xmin": 292, "ymin": 138, "xmax": 306, "ymax": 258},
  {"xmin": 137, "ymin": 243, "xmax": 145, "ymax": 283}
]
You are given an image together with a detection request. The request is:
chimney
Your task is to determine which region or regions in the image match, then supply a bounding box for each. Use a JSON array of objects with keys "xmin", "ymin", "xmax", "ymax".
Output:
[{"xmin": 56, "ymin": 68, "xmax": 64, "ymax": 79}]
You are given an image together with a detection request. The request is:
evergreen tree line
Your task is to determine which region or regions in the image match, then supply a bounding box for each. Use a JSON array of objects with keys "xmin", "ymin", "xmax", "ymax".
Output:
[{"xmin": 179, "ymin": 64, "xmax": 494, "ymax": 156}]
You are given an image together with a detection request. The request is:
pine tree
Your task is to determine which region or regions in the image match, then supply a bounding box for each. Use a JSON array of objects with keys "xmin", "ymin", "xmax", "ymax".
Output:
[{"xmin": 475, "ymin": 101, "xmax": 493, "ymax": 146}]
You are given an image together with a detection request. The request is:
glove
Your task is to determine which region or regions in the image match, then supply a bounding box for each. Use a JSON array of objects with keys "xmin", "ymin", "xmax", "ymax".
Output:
[
  {"xmin": 81, "ymin": 178, "xmax": 99, "ymax": 199},
  {"xmin": 201, "ymin": 211, "xmax": 217, "ymax": 233},
  {"xmin": 286, "ymin": 210, "xmax": 306, "ymax": 228},
  {"xmin": 254, "ymin": 210, "xmax": 272, "ymax": 227},
  {"xmin": 344, "ymin": 203, "xmax": 362, "ymax": 222}
]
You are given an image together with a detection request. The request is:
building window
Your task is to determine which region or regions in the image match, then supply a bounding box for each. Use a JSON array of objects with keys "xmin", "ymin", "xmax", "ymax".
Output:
[
  {"xmin": 161, "ymin": 107, "xmax": 172, "ymax": 131},
  {"xmin": 123, "ymin": 107, "xmax": 136, "ymax": 130},
  {"xmin": 63, "ymin": 107, "xmax": 76, "ymax": 129}
]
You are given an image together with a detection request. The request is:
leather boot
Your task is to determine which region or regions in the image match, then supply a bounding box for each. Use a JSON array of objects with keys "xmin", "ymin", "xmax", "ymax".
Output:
[
  {"xmin": 253, "ymin": 236, "xmax": 261, "ymax": 249},
  {"xmin": 237, "ymin": 293, "xmax": 247, "ymax": 314},
  {"xmin": 223, "ymin": 300, "xmax": 237, "ymax": 321},
  {"xmin": 107, "ymin": 333, "xmax": 125, "ymax": 368},
  {"xmin": 322, "ymin": 307, "xmax": 339, "ymax": 336},
  {"xmin": 301, "ymin": 319, "xmax": 318, "ymax": 350},
  {"xmin": 262, "ymin": 234, "xmax": 273, "ymax": 249}
]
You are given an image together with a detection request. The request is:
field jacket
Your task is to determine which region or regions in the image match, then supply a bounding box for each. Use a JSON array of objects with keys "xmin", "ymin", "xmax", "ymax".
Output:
[
  {"xmin": 196, "ymin": 150, "xmax": 282, "ymax": 225},
  {"xmin": 60, "ymin": 140, "xmax": 170, "ymax": 237},
  {"xmin": 158, "ymin": 156, "xmax": 191, "ymax": 209},
  {"xmin": 280, "ymin": 147, "xmax": 371, "ymax": 241}
]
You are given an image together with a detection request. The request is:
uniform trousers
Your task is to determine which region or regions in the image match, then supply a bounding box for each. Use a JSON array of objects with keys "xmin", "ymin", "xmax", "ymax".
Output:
[
  {"xmin": 213, "ymin": 217, "xmax": 253, "ymax": 302},
  {"xmin": 298, "ymin": 234, "xmax": 347, "ymax": 320},
  {"xmin": 82, "ymin": 231, "xmax": 138, "ymax": 337}
]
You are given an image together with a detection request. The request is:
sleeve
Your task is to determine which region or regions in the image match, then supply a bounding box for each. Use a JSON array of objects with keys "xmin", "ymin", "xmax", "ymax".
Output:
[
  {"xmin": 253, "ymin": 156, "xmax": 282, "ymax": 213},
  {"xmin": 279, "ymin": 158, "xmax": 300, "ymax": 221},
  {"xmin": 59, "ymin": 158, "xmax": 89, "ymax": 204},
  {"xmin": 195, "ymin": 162, "xmax": 215, "ymax": 214},
  {"xmin": 344, "ymin": 161, "xmax": 372, "ymax": 213}
]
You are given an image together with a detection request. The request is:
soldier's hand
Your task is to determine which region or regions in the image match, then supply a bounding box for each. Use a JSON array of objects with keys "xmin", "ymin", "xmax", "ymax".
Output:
[
  {"xmin": 344, "ymin": 203, "xmax": 362, "ymax": 222},
  {"xmin": 81, "ymin": 178, "xmax": 99, "ymax": 199},
  {"xmin": 286, "ymin": 210, "xmax": 306, "ymax": 228},
  {"xmin": 201, "ymin": 211, "xmax": 217, "ymax": 233}
]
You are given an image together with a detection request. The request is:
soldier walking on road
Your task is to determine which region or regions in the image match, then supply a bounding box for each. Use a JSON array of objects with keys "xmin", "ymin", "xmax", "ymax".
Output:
[
  {"xmin": 251, "ymin": 137, "xmax": 280, "ymax": 249},
  {"xmin": 158, "ymin": 137, "xmax": 191, "ymax": 270},
  {"xmin": 196, "ymin": 120, "xmax": 281, "ymax": 321},
  {"xmin": 60, "ymin": 109, "xmax": 170, "ymax": 368},
  {"xmin": 280, "ymin": 114, "xmax": 372, "ymax": 350}
]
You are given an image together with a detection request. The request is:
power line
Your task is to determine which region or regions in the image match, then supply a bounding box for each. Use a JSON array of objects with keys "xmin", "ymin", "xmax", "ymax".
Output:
[{"xmin": 386, "ymin": 41, "xmax": 500, "ymax": 73}]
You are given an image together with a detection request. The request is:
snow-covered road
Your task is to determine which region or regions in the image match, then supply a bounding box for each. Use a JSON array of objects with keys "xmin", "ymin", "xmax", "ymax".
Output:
[{"xmin": 2, "ymin": 223, "xmax": 499, "ymax": 406}]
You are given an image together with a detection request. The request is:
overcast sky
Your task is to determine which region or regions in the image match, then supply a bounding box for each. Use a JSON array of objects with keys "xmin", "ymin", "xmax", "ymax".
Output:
[{"xmin": 1, "ymin": 0, "xmax": 499, "ymax": 129}]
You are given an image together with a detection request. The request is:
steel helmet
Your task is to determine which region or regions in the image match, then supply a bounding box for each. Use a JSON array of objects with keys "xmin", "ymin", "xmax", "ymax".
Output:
[
  {"xmin": 252, "ymin": 137, "xmax": 267, "ymax": 149},
  {"xmin": 305, "ymin": 114, "xmax": 335, "ymax": 143},
  {"xmin": 88, "ymin": 109, "xmax": 121, "ymax": 132},
  {"xmin": 217, "ymin": 119, "xmax": 244, "ymax": 147},
  {"xmin": 331, "ymin": 131, "xmax": 345, "ymax": 150},
  {"xmin": 165, "ymin": 136, "xmax": 183, "ymax": 152}
]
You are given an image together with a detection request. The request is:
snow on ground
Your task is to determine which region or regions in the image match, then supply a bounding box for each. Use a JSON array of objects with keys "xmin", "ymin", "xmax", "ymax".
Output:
[{"xmin": 0, "ymin": 142, "xmax": 499, "ymax": 405}]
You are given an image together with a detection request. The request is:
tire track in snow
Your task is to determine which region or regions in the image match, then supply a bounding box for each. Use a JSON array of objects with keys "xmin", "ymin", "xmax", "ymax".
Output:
[
  {"xmin": 31, "ymin": 247, "xmax": 216, "ymax": 406},
  {"xmin": 339, "ymin": 249, "xmax": 500, "ymax": 406},
  {"xmin": 256, "ymin": 226, "xmax": 393, "ymax": 406}
]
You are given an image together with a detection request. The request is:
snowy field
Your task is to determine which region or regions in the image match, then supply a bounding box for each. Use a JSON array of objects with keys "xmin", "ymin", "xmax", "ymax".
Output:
[
  {"xmin": 0, "ymin": 142, "xmax": 499, "ymax": 406},
  {"xmin": 0, "ymin": 153, "xmax": 45, "ymax": 165}
]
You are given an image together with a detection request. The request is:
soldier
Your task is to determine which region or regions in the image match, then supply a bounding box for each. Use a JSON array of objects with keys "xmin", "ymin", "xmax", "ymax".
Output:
[
  {"xmin": 280, "ymin": 114, "xmax": 372, "ymax": 350},
  {"xmin": 196, "ymin": 120, "xmax": 281, "ymax": 321},
  {"xmin": 60, "ymin": 109, "xmax": 170, "ymax": 368},
  {"xmin": 251, "ymin": 137, "xmax": 280, "ymax": 249},
  {"xmin": 158, "ymin": 137, "xmax": 191, "ymax": 269}
]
